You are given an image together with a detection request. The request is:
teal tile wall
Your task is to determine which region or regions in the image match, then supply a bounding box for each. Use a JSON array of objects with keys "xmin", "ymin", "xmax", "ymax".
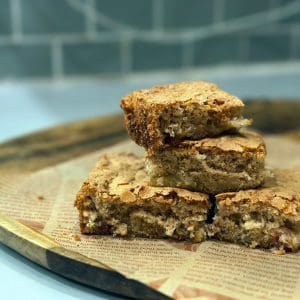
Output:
[
  {"xmin": 132, "ymin": 40, "xmax": 183, "ymax": 71},
  {"xmin": 0, "ymin": 0, "xmax": 299, "ymax": 80},
  {"xmin": 63, "ymin": 41, "xmax": 121, "ymax": 75},
  {"xmin": 279, "ymin": 0, "xmax": 300, "ymax": 23},
  {"xmin": 224, "ymin": 0, "xmax": 269, "ymax": 19},
  {"xmin": 0, "ymin": 0, "xmax": 11, "ymax": 35},
  {"xmin": 0, "ymin": 45, "xmax": 51, "ymax": 78},
  {"xmin": 22, "ymin": 0, "xmax": 86, "ymax": 34},
  {"xmin": 194, "ymin": 35, "xmax": 241, "ymax": 66},
  {"xmin": 95, "ymin": 0, "xmax": 153, "ymax": 30},
  {"xmin": 248, "ymin": 34, "xmax": 291, "ymax": 62},
  {"xmin": 163, "ymin": 0, "xmax": 214, "ymax": 29}
]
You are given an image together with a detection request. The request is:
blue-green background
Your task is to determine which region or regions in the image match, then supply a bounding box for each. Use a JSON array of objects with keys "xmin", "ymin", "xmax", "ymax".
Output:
[{"xmin": 0, "ymin": 0, "xmax": 299, "ymax": 79}]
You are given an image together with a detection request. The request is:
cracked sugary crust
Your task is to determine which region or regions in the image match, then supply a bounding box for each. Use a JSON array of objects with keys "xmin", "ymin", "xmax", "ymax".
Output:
[
  {"xmin": 77, "ymin": 153, "xmax": 209, "ymax": 205},
  {"xmin": 121, "ymin": 81, "xmax": 239, "ymax": 105},
  {"xmin": 120, "ymin": 81, "xmax": 250, "ymax": 153},
  {"xmin": 177, "ymin": 129, "xmax": 265, "ymax": 153},
  {"xmin": 217, "ymin": 189, "xmax": 299, "ymax": 216},
  {"xmin": 75, "ymin": 153, "xmax": 210, "ymax": 239},
  {"xmin": 216, "ymin": 169, "xmax": 300, "ymax": 216}
]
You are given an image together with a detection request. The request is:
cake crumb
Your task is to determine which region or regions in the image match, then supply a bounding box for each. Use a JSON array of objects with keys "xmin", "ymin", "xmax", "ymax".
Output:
[
  {"xmin": 74, "ymin": 234, "xmax": 81, "ymax": 241},
  {"xmin": 272, "ymin": 247, "xmax": 286, "ymax": 255}
]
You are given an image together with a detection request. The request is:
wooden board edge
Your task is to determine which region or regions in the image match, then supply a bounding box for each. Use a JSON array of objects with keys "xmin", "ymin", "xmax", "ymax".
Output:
[
  {"xmin": 0, "ymin": 212, "xmax": 170, "ymax": 300},
  {"xmin": 0, "ymin": 113, "xmax": 128, "ymax": 172}
]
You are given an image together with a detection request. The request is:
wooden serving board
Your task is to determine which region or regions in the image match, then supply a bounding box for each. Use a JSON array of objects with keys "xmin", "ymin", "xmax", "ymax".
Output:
[{"xmin": 0, "ymin": 101, "xmax": 300, "ymax": 300}]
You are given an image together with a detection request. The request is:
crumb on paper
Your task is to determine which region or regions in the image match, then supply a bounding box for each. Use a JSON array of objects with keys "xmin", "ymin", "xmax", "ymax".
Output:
[
  {"xmin": 74, "ymin": 234, "xmax": 81, "ymax": 241},
  {"xmin": 272, "ymin": 247, "xmax": 286, "ymax": 255}
]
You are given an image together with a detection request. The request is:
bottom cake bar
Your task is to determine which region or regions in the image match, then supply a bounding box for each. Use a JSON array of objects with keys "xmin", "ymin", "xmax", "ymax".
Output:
[
  {"xmin": 75, "ymin": 153, "xmax": 210, "ymax": 242},
  {"xmin": 210, "ymin": 170, "xmax": 300, "ymax": 252},
  {"xmin": 75, "ymin": 153, "xmax": 300, "ymax": 252}
]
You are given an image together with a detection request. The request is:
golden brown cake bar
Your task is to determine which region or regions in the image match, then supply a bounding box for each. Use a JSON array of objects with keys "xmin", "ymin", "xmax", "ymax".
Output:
[
  {"xmin": 210, "ymin": 170, "xmax": 300, "ymax": 252},
  {"xmin": 146, "ymin": 129, "xmax": 266, "ymax": 194},
  {"xmin": 121, "ymin": 81, "xmax": 251, "ymax": 153},
  {"xmin": 75, "ymin": 153, "xmax": 300, "ymax": 252},
  {"xmin": 75, "ymin": 153, "xmax": 210, "ymax": 242}
]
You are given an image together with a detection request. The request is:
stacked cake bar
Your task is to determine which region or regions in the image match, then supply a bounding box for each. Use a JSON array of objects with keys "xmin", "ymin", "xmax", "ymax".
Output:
[{"xmin": 75, "ymin": 81, "xmax": 300, "ymax": 252}]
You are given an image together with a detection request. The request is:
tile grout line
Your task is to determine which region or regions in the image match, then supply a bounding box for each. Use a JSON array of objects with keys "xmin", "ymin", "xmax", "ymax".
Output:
[
  {"xmin": 152, "ymin": 0, "xmax": 164, "ymax": 31},
  {"xmin": 269, "ymin": 0, "xmax": 281, "ymax": 25},
  {"xmin": 51, "ymin": 38, "xmax": 64, "ymax": 80},
  {"xmin": 213, "ymin": 0, "xmax": 225, "ymax": 23},
  {"xmin": 269, "ymin": 0, "xmax": 281, "ymax": 9},
  {"xmin": 10, "ymin": 0, "xmax": 23, "ymax": 42},
  {"xmin": 0, "ymin": 33, "xmax": 123, "ymax": 46},
  {"xmin": 120, "ymin": 36, "xmax": 132, "ymax": 75},
  {"xmin": 85, "ymin": 0, "xmax": 97, "ymax": 39},
  {"xmin": 1, "ymin": 61, "xmax": 300, "ymax": 83},
  {"xmin": 182, "ymin": 38, "xmax": 194, "ymax": 69},
  {"xmin": 0, "ymin": 25, "xmax": 299, "ymax": 47},
  {"xmin": 0, "ymin": 26, "xmax": 299, "ymax": 47},
  {"xmin": 239, "ymin": 34, "xmax": 250, "ymax": 61},
  {"xmin": 289, "ymin": 28, "xmax": 299, "ymax": 60}
]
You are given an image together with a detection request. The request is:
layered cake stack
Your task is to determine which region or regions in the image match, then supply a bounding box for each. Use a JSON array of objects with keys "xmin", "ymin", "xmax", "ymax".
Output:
[{"xmin": 75, "ymin": 81, "xmax": 300, "ymax": 252}]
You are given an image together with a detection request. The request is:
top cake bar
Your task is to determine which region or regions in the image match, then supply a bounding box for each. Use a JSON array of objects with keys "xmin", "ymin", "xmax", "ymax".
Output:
[{"xmin": 121, "ymin": 81, "xmax": 251, "ymax": 153}]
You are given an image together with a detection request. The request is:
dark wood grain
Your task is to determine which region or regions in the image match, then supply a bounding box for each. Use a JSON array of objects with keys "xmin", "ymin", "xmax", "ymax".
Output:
[
  {"xmin": 0, "ymin": 212, "xmax": 169, "ymax": 300},
  {"xmin": 244, "ymin": 100, "xmax": 300, "ymax": 133},
  {"xmin": 0, "ymin": 114, "xmax": 127, "ymax": 172}
]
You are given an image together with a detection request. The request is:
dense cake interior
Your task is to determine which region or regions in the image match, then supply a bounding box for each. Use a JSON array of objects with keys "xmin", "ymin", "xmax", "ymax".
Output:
[
  {"xmin": 79, "ymin": 186, "xmax": 209, "ymax": 242},
  {"xmin": 146, "ymin": 130, "xmax": 266, "ymax": 194},
  {"xmin": 210, "ymin": 191, "xmax": 300, "ymax": 252},
  {"xmin": 159, "ymin": 102, "xmax": 250, "ymax": 144},
  {"xmin": 147, "ymin": 148, "xmax": 264, "ymax": 177},
  {"xmin": 146, "ymin": 144, "xmax": 265, "ymax": 194}
]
